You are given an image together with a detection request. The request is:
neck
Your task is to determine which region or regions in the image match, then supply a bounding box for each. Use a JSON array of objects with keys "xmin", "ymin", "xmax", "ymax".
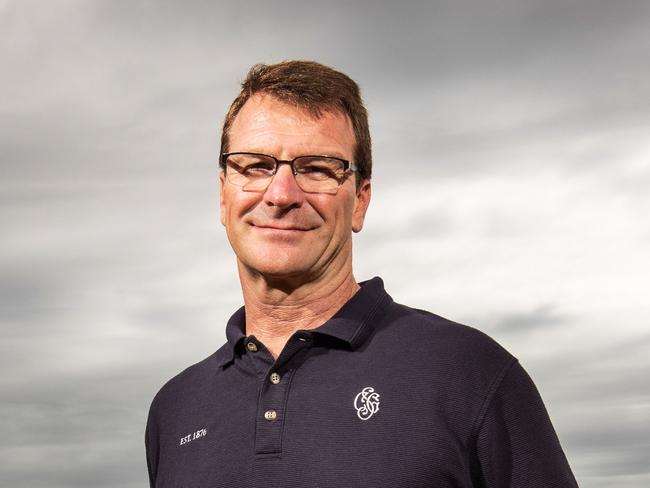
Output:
[{"xmin": 237, "ymin": 261, "xmax": 360, "ymax": 359}]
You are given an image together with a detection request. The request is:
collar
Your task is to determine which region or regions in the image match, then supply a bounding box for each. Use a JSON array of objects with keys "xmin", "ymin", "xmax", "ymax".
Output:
[{"xmin": 215, "ymin": 276, "xmax": 392, "ymax": 368}]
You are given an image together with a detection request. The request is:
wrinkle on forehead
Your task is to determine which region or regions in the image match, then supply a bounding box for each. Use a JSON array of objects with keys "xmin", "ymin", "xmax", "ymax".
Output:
[{"xmin": 228, "ymin": 94, "xmax": 355, "ymax": 160}]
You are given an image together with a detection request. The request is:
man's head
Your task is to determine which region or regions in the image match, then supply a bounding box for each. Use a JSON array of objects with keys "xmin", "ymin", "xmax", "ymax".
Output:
[
  {"xmin": 220, "ymin": 60, "xmax": 372, "ymax": 184},
  {"xmin": 219, "ymin": 61, "xmax": 372, "ymax": 284}
]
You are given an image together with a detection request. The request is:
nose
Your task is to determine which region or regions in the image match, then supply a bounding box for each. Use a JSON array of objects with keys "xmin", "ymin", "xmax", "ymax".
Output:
[{"xmin": 262, "ymin": 163, "xmax": 305, "ymax": 209}]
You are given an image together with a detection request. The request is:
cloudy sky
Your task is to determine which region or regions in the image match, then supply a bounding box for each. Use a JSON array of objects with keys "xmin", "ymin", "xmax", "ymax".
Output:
[{"xmin": 1, "ymin": 0, "xmax": 649, "ymax": 486}]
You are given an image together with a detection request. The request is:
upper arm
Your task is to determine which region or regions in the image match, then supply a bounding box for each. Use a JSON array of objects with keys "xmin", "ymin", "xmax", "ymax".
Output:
[
  {"xmin": 473, "ymin": 360, "xmax": 579, "ymax": 488},
  {"xmin": 145, "ymin": 406, "xmax": 159, "ymax": 488}
]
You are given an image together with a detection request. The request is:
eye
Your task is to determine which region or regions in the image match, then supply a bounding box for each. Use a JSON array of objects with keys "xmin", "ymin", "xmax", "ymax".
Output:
[
  {"xmin": 243, "ymin": 161, "xmax": 275, "ymax": 174},
  {"xmin": 227, "ymin": 154, "xmax": 275, "ymax": 176},
  {"xmin": 295, "ymin": 157, "xmax": 343, "ymax": 180}
]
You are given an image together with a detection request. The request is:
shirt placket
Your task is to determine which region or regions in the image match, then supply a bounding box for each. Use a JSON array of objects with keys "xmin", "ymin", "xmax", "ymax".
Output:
[{"xmin": 243, "ymin": 332, "xmax": 314, "ymax": 458}]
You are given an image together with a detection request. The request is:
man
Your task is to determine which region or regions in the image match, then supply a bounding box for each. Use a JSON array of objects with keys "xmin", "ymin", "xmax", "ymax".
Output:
[{"xmin": 145, "ymin": 61, "xmax": 579, "ymax": 487}]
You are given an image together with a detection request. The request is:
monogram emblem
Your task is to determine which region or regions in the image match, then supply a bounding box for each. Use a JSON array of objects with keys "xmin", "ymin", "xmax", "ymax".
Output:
[{"xmin": 353, "ymin": 386, "xmax": 380, "ymax": 420}]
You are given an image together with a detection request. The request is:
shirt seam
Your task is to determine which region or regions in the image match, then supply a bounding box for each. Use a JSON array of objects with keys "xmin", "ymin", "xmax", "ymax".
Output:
[
  {"xmin": 277, "ymin": 366, "xmax": 299, "ymax": 456},
  {"xmin": 469, "ymin": 355, "xmax": 518, "ymax": 441},
  {"xmin": 349, "ymin": 291, "xmax": 392, "ymax": 345}
]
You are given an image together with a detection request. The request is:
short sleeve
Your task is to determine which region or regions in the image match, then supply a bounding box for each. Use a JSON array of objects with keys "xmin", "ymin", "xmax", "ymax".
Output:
[{"xmin": 474, "ymin": 360, "xmax": 579, "ymax": 487}]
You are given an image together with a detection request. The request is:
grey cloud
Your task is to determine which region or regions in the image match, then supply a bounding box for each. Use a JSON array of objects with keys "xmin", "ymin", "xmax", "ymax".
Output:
[
  {"xmin": 490, "ymin": 303, "xmax": 569, "ymax": 333},
  {"xmin": 1, "ymin": 0, "xmax": 649, "ymax": 486}
]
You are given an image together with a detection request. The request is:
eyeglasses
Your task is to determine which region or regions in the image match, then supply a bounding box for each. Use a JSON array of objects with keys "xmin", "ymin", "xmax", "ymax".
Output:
[{"xmin": 221, "ymin": 152, "xmax": 357, "ymax": 194}]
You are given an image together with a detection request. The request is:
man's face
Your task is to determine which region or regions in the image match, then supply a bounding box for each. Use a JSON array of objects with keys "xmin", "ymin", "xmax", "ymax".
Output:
[{"xmin": 220, "ymin": 93, "xmax": 371, "ymax": 281}]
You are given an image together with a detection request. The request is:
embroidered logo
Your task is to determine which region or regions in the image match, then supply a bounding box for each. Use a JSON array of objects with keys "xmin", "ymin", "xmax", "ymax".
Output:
[
  {"xmin": 354, "ymin": 386, "xmax": 380, "ymax": 420},
  {"xmin": 179, "ymin": 427, "xmax": 207, "ymax": 446}
]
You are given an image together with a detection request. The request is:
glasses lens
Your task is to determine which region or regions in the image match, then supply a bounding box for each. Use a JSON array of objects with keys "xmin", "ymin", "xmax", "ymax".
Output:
[
  {"xmin": 225, "ymin": 153, "xmax": 276, "ymax": 190},
  {"xmin": 294, "ymin": 157, "xmax": 346, "ymax": 192}
]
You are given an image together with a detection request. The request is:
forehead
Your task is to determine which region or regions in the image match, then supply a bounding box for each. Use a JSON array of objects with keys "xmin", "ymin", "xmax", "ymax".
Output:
[{"xmin": 228, "ymin": 94, "xmax": 355, "ymax": 159}]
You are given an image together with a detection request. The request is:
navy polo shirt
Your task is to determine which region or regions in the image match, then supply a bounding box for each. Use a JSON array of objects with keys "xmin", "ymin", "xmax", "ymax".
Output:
[{"xmin": 145, "ymin": 277, "xmax": 578, "ymax": 487}]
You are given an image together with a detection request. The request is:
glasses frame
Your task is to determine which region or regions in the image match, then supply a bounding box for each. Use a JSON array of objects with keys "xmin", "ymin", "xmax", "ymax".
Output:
[{"xmin": 220, "ymin": 152, "xmax": 358, "ymax": 193}]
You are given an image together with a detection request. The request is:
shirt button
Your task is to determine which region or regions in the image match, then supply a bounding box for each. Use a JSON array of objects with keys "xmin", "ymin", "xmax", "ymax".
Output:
[
  {"xmin": 270, "ymin": 372, "xmax": 281, "ymax": 384},
  {"xmin": 246, "ymin": 342, "xmax": 258, "ymax": 352},
  {"xmin": 297, "ymin": 334, "xmax": 311, "ymax": 343},
  {"xmin": 264, "ymin": 409, "xmax": 277, "ymax": 421}
]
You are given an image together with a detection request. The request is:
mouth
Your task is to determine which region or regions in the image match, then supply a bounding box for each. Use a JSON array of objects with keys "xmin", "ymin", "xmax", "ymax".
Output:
[{"xmin": 251, "ymin": 224, "xmax": 314, "ymax": 232}]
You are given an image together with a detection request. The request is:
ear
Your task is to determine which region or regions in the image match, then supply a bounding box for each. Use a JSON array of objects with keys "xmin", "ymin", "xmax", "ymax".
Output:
[
  {"xmin": 219, "ymin": 171, "xmax": 227, "ymax": 227},
  {"xmin": 352, "ymin": 179, "xmax": 371, "ymax": 233}
]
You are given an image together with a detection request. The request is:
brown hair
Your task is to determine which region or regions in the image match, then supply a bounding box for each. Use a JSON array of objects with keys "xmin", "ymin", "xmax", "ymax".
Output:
[{"xmin": 220, "ymin": 60, "xmax": 372, "ymax": 182}]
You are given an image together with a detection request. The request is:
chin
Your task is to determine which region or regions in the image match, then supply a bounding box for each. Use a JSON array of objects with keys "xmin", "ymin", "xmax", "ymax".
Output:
[
  {"xmin": 253, "ymin": 261, "xmax": 314, "ymax": 279},
  {"xmin": 240, "ymin": 250, "xmax": 318, "ymax": 280}
]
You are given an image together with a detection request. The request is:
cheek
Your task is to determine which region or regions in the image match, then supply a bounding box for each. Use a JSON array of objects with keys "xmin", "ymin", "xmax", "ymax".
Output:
[
  {"xmin": 311, "ymin": 194, "xmax": 355, "ymax": 232},
  {"xmin": 223, "ymin": 191, "xmax": 258, "ymax": 223}
]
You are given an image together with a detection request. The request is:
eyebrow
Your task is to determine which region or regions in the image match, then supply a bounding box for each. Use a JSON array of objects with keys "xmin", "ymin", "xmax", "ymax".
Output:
[{"xmin": 233, "ymin": 150, "xmax": 349, "ymax": 160}]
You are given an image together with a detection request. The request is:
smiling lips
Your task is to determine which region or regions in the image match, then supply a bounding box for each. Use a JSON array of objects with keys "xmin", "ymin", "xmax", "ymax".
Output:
[{"xmin": 252, "ymin": 224, "xmax": 315, "ymax": 232}]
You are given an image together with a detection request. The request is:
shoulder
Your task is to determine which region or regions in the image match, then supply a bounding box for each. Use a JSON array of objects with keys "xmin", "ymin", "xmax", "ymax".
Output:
[
  {"xmin": 372, "ymin": 300, "xmax": 517, "ymax": 388},
  {"xmin": 383, "ymin": 300, "xmax": 512, "ymax": 353},
  {"xmin": 147, "ymin": 343, "xmax": 230, "ymax": 422}
]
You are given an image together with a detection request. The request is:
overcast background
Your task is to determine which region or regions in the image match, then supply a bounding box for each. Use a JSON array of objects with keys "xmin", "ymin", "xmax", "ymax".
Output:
[{"xmin": 1, "ymin": 0, "xmax": 649, "ymax": 486}]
